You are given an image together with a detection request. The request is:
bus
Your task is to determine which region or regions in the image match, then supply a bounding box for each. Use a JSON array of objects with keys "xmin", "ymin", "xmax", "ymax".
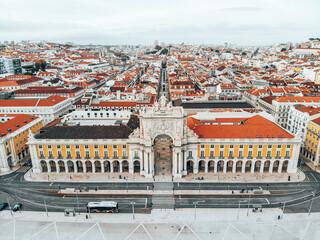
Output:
[{"xmin": 86, "ymin": 201, "xmax": 119, "ymax": 213}]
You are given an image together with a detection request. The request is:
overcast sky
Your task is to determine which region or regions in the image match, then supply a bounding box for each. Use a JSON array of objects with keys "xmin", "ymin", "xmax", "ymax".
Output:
[{"xmin": 0, "ymin": 0, "xmax": 319, "ymax": 45}]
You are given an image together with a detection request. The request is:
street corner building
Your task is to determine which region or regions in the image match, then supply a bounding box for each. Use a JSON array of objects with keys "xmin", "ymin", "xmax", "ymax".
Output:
[
  {"xmin": 0, "ymin": 114, "xmax": 43, "ymax": 172},
  {"xmin": 27, "ymin": 96, "xmax": 301, "ymax": 179}
]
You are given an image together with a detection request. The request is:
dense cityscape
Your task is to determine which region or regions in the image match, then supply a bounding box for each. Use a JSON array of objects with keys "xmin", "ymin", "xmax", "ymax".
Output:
[{"xmin": 0, "ymin": 38, "xmax": 320, "ymax": 238}]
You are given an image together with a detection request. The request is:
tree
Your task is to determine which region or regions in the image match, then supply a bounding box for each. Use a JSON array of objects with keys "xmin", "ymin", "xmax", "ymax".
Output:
[
  {"xmin": 34, "ymin": 60, "xmax": 47, "ymax": 72},
  {"xmin": 40, "ymin": 61, "xmax": 47, "ymax": 71},
  {"xmin": 155, "ymin": 45, "xmax": 162, "ymax": 51}
]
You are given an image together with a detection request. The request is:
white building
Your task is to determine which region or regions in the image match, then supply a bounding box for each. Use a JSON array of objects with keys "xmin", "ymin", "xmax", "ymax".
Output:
[
  {"xmin": 28, "ymin": 96, "xmax": 301, "ymax": 178},
  {"xmin": 0, "ymin": 95, "xmax": 72, "ymax": 125}
]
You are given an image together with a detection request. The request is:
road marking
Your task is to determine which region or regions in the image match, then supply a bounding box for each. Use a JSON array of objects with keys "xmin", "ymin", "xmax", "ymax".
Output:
[
  {"xmin": 265, "ymin": 198, "xmax": 270, "ymax": 204},
  {"xmin": 49, "ymin": 182, "xmax": 53, "ymax": 187}
]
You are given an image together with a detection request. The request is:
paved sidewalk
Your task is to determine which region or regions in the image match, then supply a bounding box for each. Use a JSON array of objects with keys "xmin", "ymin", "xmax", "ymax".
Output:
[
  {"xmin": 0, "ymin": 156, "xmax": 30, "ymax": 176},
  {"xmin": 24, "ymin": 168, "xmax": 305, "ymax": 183},
  {"xmin": 0, "ymin": 209, "xmax": 319, "ymax": 239}
]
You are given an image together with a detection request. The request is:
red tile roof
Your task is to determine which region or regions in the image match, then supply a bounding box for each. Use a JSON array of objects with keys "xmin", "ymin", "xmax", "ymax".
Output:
[
  {"xmin": 0, "ymin": 95, "xmax": 68, "ymax": 107},
  {"xmin": 0, "ymin": 114, "xmax": 40, "ymax": 137},
  {"xmin": 187, "ymin": 115, "xmax": 294, "ymax": 139}
]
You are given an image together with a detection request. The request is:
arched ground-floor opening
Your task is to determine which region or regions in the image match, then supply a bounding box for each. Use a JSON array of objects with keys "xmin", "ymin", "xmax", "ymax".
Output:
[
  {"xmin": 94, "ymin": 161, "xmax": 101, "ymax": 173},
  {"xmin": 76, "ymin": 161, "xmax": 83, "ymax": 173},
  {"xmin": 255, "ymin": 161, "xmax": 261, "ymax": 172},
  {"xmin": 226, "ymin": 161, "xmax": 233, "ymax": 172},
  {"xmin": 49, "ymin": 160, "xmax": 56, "ymax": 172},
  {"xmin": 58, "ymin": 160, "xmax": 65, "ymax": 173},
  {"xmin": 273, "ymin": 160, "xmax": 280, "ymax": 172},
  {"xmin": 264, "ymin": 161, "xmax": 271, "ymax": 173},
  {"xmin": 187, "ymin": 160, "xmax": 194, "ymax": 174},
  {"xmin": 113, "ymin": 161, "xmax": 120, "ymax": 172},
  {"xmin": 245, "ymin": 161, "xmax": 252, "ymax": 172},
  {"xmin": 208, "ymin": 160, "xmax": 214, "ymax": 172},
  {"xmin": 236, "ymin": 161, "xmax": 243, "ymax": 172},
  {"xmin": 198, "ymin": 160, "xmax": 205, "ymax": 172},
  {"xmin": 282, "ymin": 160, "xmax": 289, "ymax": 172},
  {"xmin": 153, "ymin": 134, "xmax": 173, "ymax": 177},
  {"xmin": 217, "ymin": 161, "xmax": 224, "ymax": 172},
  {"xmin": 67, "ymin": 161, "xmax": 74, "ymax": 172},
  {"xmin": 133, "ymin": 160, "xmax": 140, "ymax": 173},
  {"xmin": 41, "ymin": 160, "xmax": 48, "ymax": 172},
  {"xmin": 122, "ymin": 160, "xmax": 129, "ymax": 173},
  {"xmin": 85, "ymin": 161, "xmax": 92, "ymax": 173},
  {"xmin": 104, "ymin": 161, "xmax": 111, "ymax": 173}
]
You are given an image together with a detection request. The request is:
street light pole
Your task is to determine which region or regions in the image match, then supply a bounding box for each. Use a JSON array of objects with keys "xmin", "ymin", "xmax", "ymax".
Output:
[
  {"xmin": 247, "ymin": 190, "xmax": 251, "ymax": 216},
  {"xmin": 309, "ymin": 191, "xmax": 315, "ymax": 216},
  {"xmin": 76, "ymin": 189, "xmax": 80, "ymax": 215},
  {"xmin": 237, "ymin": 201, "xmax": 246, "ymax": 220},
  {"xmin": 193, "ymin": 200, "xmax": 205, "ymax": 220},
  {"xmin": 44, "ymin": 200, "xmax": 48, "ymax": 217},
  {"xmin": 131, "ymin": 201, "xmax": 136, "ymax": 219},
  {"xmin": 281, "ymin": 201, "xmax": 286, "ymax": 219},
  {"xmin": 7, "ymin": 197, "xmax": 12, "ymax": 215}
]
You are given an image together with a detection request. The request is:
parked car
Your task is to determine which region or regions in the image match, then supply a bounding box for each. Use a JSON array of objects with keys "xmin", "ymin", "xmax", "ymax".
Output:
[
  {"xmin": 0, "ymin": 203, "xmax": 8, "ymax": 211},
  {"xmin": 12, "ymin": 203, "xmax": 22, "ymax": 212}
]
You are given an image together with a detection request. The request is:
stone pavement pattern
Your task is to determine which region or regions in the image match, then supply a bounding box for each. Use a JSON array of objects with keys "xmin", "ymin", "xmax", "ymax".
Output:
[{"xmin": 0, "ymin": 209, "xmax": 319, "ymax": 239}]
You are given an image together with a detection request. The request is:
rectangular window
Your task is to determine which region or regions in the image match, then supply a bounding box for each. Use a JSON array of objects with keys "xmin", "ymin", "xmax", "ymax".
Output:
[
  {"xmin": 240, "ymin": 145, "xmax": 243, "ymax": 148},
  {"xmin": 230, "ymin": 145, "xmax": 234, "ymax": 148},
  {"xmin": 210, "ymin": 145, "xmax": 214, "ymax": 148},
  {"xmin": 210, "ymin": 151, "xmax": 214, "ymax": 157},
  {"xmin": 95, "ymin": 151, "xmax": 99, "ymax": 158},
  {"xmin": 238, "ymin": 151, "xmax": 243, "ymax": 158},
  {"xmin": 85, "ymin": 145, "xmax": 89, "ymax": 149},
  {"xmin": 134, "ymin": 151, "xmax": 139, "ymax": 157},
  {"xmin": 200, "ymin": 145, "xmax": 205, "ymax": 148},
  {"xmin": 113, "ymin": 145, "xmax": 117, "ymax": 149},
  {"xmin": 104, "ymin": 145, "xmax": 108, "ymax": 148},
  {"xmin": 48, "ymin": 145, "xmax": 52, "ymax": 149},
  {"xmin": 85, "ymin": 151, "xmax": 89, "ymax": 158},
  {"xmin": 188, "ymin": 151, "xmax": 193, "ymax": 157},
  {"xmin": 219, "ymin": 151, "xmax": 224, "ymax": 157},
  {"xmin": 66, "ymin": 145, "xmax": 70, "ymax": 148},
  {"xmin": 276, "ymin": 151, "xmax": 281, "ymax": 157},
  {"xmin": 39, "ymin": 145, "xmax": 43, "ymax": 149},
  {"xmin": 258, "ymin": 145, "xmax": 262, "ymax": 148},
  {"xmin": 76, "ymin": 151, "xmax": 81, "ymax": 158},
  {"xmin": 123, "ymin": 150, "xmax": 127, "ymax": 157},
  {"xmin": 287, "ymin": 145, "xmax": 291, "ymax": 148},
  {"xmin": 104, "ymin": 151, "xmax": 109, "ymax": 158},
  {"xmin": 249, "ymin": 145, "xmax": 253, "ymax": 148},
  {"xmin": 113, "ymin": 151, "xmax": 118, "ymax": 158},
  {"xmin": 278, "ymin": 145, "xmax": 281, "ymax": 148},
  {"xmin": 75, "ymin": 145, "xmax": 79, "ymax": 149},
  {"xmin": 220, "ymin": 145, "xmax": 224, "ymax": 148},
  {"xmin": 123, "ymin": 145, "xmax": 127, "ymax": 149},
  {"xmin": 94, "ymin": 145, "xmax": 98, "ymax": 149},
  {"xmin": 57, "ymin": 145, "xmax": 61, "ymax": 148},
  {"xmin": 268, "ymin": 145, "xmax": 272, "ymax": 148},
  {"xmin": 257, "ymin": 151, "xmax": 262, "ymax": 157},
  {"xmin": 200, "ymin": 151, "xmax": 205, "ymax": 157},
  {"xmin": 229, "ymin": 151, "xmax": 233, "ymax": 157}
]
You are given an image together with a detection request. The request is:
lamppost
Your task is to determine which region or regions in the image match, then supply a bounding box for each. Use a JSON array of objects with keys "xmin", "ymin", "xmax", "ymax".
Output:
[
  {"xmin": 281, "ymin": 201, "xmax": 286, "ymax": 219},
  {"xmin": 131, "ymin": 201, "xmax": 136, "ymax": 219},
  {"xmin": 76, "ymin": 189, "xmax": 80, "ymax": 215},
  {"xmin": 309, "ymin": 191, "xmax": 316, "ymax": 216},
  {"xmin": 193, "ymin": 200, "xmax": 205, "ymax": 220},
  {"xmin": 247, "ymin": 188, "xmax": 251, "ymax": 216},
  {"xmin": 237, "ymin": 200, "xmax": 247, "ymax": 220}
]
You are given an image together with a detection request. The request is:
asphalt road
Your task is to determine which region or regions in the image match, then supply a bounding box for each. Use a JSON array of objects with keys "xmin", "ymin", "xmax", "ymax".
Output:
[{"xmin": 0, "ymin": 161, "xmax": 320, "ymax": 215}]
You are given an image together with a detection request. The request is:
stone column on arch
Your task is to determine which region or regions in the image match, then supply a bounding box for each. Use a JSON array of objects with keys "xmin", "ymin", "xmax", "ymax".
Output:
[
  {"xmin": 232, "ymin": 161, "xmax": 237, "ymax": 173},
  {"xmin": 251, "ymin": 161, "xmax": 255, "ymax": 173}
]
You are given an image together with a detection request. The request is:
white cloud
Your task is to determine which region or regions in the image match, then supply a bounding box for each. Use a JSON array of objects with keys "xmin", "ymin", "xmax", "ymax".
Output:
[{"xmin": 0, "ymin": 0, "xmax": 319, "ymax": 45}]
